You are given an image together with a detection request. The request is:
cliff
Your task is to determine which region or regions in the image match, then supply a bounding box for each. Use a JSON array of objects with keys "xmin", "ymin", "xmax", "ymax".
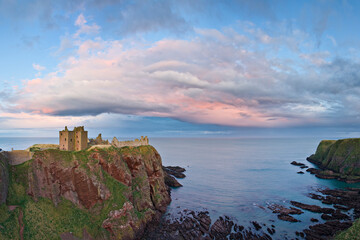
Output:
[
  {"xmin": 0, "ymin": 153, "xmax": 9, "ymax": 204},
  {"xmin": 0, "ymin": 145, "xmax": 170, "ymax": 240},
  {"xmin": 307, "ymin": 138, "xmax": 360, "ymax": 182}
]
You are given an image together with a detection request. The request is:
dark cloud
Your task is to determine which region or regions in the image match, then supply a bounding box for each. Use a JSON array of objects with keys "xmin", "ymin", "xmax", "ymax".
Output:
[{"xmin": 21, "ymin": 35, "xmax": 40, "ymax": 48}]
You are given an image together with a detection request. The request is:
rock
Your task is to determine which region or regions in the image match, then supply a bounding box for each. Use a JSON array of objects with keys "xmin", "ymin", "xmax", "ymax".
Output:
[
  {"xmin": 163, "ymin": 171, "xmax": 182, "ymax": 187},
  {"xmin": 290, "ymin": 201, "xmax": 334, "ymax": 214},
  {"xmin": 6, "ymin": 145, "xmax": 171, "ymax": 239},
  {"xmin": 297, "ymin": 171, "xmax": 304, "ymax": 174},
  {"xmin": 164, "ymin": 166, "xmax": 186, "ymax": 172},
  {"xmin": 251, "ymin": 221, "xmax": 262, "ymax": 231},
  {"xmin": 277, "ymin": 214, "xmax": 299, "ymax": 222},
  {"xmin": 291, "ymin": 161, "xmax": 305, "ymax": 166},
  {"xmin": 267, "ymin": 228, "xmax": 275, "ymax": 235},
  {"xmin": 304, "ymin": 220, "xmax": 352, "ymax": 240},
  {"xmin": 306, "ymin": 168, "xmax": 320, "ymax": 174},
  {"xmin": 0, "ymin": 153, "xmax": 9, "ymax": 204},
  {"xmin": 145, "ymin": 210, "xmax": 271, "ymax": 240},
  {"xmin": 334, "ymin": 204, "xmax": 351, "ymax": 211},
  {"xmin": 162, "ymin": 166, "xmax": 186, "ymax": 179},
  {"xmin": 310, "ymin": 218, "xmax": 319, "ymax": 222},
  {"xmin": 268, "ymin": 204, "xmax": 303, "ymax": 215},
  {"xmin": 210, "ymin": 217, "xmax": 234, "ymax": 238}
]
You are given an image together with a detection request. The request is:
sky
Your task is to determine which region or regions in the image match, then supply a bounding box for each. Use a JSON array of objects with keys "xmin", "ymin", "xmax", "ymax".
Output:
[{"xmin": 1, "ymin": 0, "xmax": 360, "ymax": 138}]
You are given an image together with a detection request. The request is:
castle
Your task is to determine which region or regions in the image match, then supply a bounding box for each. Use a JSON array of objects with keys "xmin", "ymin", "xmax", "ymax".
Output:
[{"xmin": 59, "ymin": 126, "xmax": 88, "ymax": 151}]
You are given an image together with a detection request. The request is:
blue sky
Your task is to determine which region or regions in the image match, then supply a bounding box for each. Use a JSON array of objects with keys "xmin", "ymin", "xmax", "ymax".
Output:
[{"xmin": 1, "ymin": 0, "xmax": 360, "ymax": 138}]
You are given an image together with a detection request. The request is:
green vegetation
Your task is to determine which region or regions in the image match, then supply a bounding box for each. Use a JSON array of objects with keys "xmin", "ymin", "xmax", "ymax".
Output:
[
  {"xmin": 0, "ymin": 206, "xmax": 20, "ymax": 240},
  {"xmin": 0, "ymin": 145, "xmax": 160, "ymax": 240},
  {"xmin": 22, "ymin": 198, "xmax": 103, "ymax": 239},
  {"xmin": 335, "ymin": 218, "xmax": 360, "ymax": 240},
  {"xmin": 7, "ymin": 160, "xmax": 32, "ymax": 205},
  {"xmin": 309, "ymin": 138, "xmax": 360, "ymax": 177}
]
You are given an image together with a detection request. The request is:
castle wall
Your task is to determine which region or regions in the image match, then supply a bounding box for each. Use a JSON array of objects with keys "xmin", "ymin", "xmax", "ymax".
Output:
[
  {"xmin": 75, "ymin": 130, "xmax": 88, "ymax": 151},
  {"xmin": 59, "ymin": 131, "xmax": 75, "ymax": 151},
  {"xmin": 5, "ymin": 150, "xmax": 34, "ymax": 166},
  {"xmin": 59, "ymin": 126, "xmax": 88, "ymax": 151},
  {"xmin": 111, "ymin": 136, "xmax": 149, "ymax": 148}
]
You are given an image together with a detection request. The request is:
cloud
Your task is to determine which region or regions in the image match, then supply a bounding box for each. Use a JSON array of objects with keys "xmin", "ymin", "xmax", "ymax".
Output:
[
  {"xmin": 327, "ymin": 35, "xmax": 337, "ymax": 46},
  {"xmin": 32, "ymin": 63, "xmax": 46, "ymax": 71},
  {"xmin": 5, "ymin": 15, "xmax": 360, "ymax": 128},
  {"xmin": 73, "ymin": 13, "xmax": 100, "ymax": 38}
]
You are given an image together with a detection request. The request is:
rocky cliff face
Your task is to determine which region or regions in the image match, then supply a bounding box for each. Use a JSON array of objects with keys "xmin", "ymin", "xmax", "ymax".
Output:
[
  {"xmin": 0, "ymin": 153, "xmax": 9, "ymax": 204},
  {"xmin": 307, "ymin": 138, "xmax": 360, "ymax": 182},
  {"xmin": 0, "ymin": 145, "xmax": 170, "ymax": 240}
]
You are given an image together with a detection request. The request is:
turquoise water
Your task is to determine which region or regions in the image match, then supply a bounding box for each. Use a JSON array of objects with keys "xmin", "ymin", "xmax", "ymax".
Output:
[{"xmin": 2, "ymin": 137, "xmax": 359, "ymax": 239}]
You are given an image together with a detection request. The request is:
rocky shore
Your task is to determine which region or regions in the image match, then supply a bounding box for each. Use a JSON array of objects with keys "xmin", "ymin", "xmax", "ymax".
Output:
[
  {"xmin": 144, "ymin": 209, "xmax": 274, "ymax": 240},
  {"xmin": 289, "ymin": 160, "xmax": 360, "ymax": 239}
]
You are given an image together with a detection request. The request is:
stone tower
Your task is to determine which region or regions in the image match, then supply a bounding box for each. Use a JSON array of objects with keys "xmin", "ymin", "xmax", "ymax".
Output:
[{"xmin": 59, "ymin": 126, "xmax": 88, "ymax": 151}]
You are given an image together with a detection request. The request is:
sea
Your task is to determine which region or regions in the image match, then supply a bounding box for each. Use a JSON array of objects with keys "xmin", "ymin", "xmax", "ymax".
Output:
[{"xmin": 1, "ymin": 137, "xmax": 359, "ymax": 239}]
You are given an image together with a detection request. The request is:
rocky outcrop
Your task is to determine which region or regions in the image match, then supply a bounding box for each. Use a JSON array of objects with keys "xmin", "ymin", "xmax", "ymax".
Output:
[
  {"xmin": 307, "ymin": 138, "xmax": 360, "ymax": 182},
  {"xmin": 1, "ymin": 145, "xmax": 170, "ymax": 240},
  {"xmin": 0, "ymin": 153, "xmax": 9, "ymax": 204},
  {"xmin": 162, "ymin": 166, "xmax": 185, "ymax": 188},
  {"xmin": 144, "ymin": 210, "xmax": 273, "ymax": 240}
]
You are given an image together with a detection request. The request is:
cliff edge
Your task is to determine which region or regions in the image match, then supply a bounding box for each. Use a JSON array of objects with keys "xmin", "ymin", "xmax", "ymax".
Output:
[
  {"xmin": 0, "ymin": 145, "xmax": 170, "ymax": 240},
  {"xmin": 0, "ymin": 153, "xmax": 9, "ymax": 204},
  {"xmin": 307, "ymin": 138, "xmax": 360, "ymax": 182}
]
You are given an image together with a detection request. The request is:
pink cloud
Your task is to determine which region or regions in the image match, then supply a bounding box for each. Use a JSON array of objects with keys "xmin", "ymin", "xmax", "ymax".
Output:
[{"xmin": 10, "ymin": 23, "xmax": 341, "ymax": 128}]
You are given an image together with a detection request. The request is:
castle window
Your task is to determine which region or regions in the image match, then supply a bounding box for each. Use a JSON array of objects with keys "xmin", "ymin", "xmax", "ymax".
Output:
[
  {"xmin": 70, "ymin": 139, "xmax": 72, "ymax": 142},
  {"xmin": 65, "ymin": 138, "xmax": 66, "ymax": 141}
]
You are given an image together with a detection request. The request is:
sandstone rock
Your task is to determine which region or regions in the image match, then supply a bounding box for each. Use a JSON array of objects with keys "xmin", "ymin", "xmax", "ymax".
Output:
[
  {"xmin": 28, "ymin": 151, "xmax": 111, "ymax": 209},
  {"xmin": 8, "ymin": 145, "xmax": 171, "ymax": 239}
]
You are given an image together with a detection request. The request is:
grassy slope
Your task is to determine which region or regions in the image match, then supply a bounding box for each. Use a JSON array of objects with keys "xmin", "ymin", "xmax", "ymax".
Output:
[
  {"xmin": 335, "ymin": 218, "xmax": 360, "ymax": 240},
  {"xmin": 0, "ymin": 146, "xmax": 156, "ymax": 240},
  {"xmin": 311, "ymin": 138, "xmax": 360, "ymax": 176}
]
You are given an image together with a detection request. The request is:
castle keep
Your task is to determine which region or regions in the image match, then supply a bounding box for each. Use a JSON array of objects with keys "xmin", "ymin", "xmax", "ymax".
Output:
[{"xmin": 59, "ymin": 126, "xmax": 88, "ymax": 151}]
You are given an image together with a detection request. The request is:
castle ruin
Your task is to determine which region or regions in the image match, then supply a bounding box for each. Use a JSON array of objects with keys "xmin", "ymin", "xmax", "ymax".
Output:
[
  {"xmin": 111, "ymin": 136, "xmax": 149, "ymax": 148},
  {"xmin": 59, "ymin": 126, "xmax": 88, "ymax": 151}
]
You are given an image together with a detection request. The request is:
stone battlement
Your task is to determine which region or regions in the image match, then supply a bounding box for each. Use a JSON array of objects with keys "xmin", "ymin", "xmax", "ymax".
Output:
[{"xmin": 111, "ymin": 136, "xmax": 149, "ymax": 148}]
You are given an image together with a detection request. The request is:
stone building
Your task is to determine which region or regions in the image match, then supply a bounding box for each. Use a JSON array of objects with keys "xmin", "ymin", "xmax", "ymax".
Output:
[{"xmin": 59, "ymin": 126, "xmax": 88, "ymax": 151}]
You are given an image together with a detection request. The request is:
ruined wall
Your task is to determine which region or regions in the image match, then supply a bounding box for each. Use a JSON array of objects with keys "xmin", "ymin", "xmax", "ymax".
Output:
[
  {"xmin": 59, "ymin": 130, "xmax": 75, "ymax": 151},
  {"xmin": 5, "ymin": 150, "xmax": 34, "ymax": 165},
  {"xmin": 112, "ymin": 136, "xmax": 149, "ymax": 148}
]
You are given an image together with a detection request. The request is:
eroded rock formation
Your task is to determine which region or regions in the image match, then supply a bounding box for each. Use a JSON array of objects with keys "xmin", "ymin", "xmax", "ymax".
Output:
[{"xmin": 1, "ymin": 145, "xmax": 171, "ymax": 240}]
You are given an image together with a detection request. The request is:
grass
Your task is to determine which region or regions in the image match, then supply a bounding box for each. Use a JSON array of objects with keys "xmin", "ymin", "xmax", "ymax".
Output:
[
  {"xmin": 335, "ymin": 218, "xmax": 360, "ymax": 240},
  {"xmin": 312, "ymin": 138, "xmax": 360, "ymax": 177},
  {"xmin": 0, "ymin": 206, "xmax": 21, "ymax": 240}
]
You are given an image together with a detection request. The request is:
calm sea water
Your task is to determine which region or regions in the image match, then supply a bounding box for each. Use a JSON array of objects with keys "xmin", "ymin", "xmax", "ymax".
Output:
[{"xmin": 1, "ymin": 137, "xmax": 359, "ymax": 239}]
